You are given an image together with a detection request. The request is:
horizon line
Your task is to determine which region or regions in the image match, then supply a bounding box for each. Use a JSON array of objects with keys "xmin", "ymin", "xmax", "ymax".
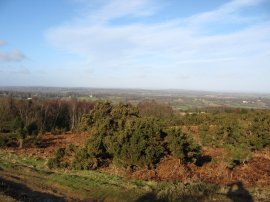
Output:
[{"xmin": 0, "ymin": 85, "xmax": 270, "ymax": 95}]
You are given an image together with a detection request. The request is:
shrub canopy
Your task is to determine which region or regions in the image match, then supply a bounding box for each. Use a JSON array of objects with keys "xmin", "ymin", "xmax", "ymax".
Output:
[{"xmin": 73, "ymin": 102, "xmax": 201, "ymax": 169}]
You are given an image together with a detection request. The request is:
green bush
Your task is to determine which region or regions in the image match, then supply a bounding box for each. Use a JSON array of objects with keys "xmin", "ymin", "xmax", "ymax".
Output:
[
  {"xmin": 65, "ymin": 144, "xmax": 77, "ymax": 155},
  {"xmin": 55, "ymin": 147, "xmax": 66, "ymax": 159},
  {"xmin": 47, "ymin": 157, "xmax": 60, "ymax": 169},
  {"xmin": 249, "ymin": 112, "xmax": 270, "ymax": 150},
  {"xmin": 106, "ymin": 117, "xmax": 165, "ymax": 168},
  {"xmin": 48, "ymin": 147, "xmax": 71, "ymax": 169},
  {"xmin": 226, "ymin": 144, "xmax": 251, "ymax": 169},
  {"xmin": 72, "ymin": 102, "xmax": 202, "ymax": 170},
  {"xmin": 166, "ymin": 128, "xmax": 201, "ymax": 163},
  {"xmin": 77, "ymin": 116, "xmax": 166, "ymax": 168},
  {"xmin": 12, "ymin": 117, "xmax": 26, "ymax": 139},
  {"xmin": 72, "ymin": 148, "xmax": 99, "ymax": 170},
  {"xmin": 196, "ymin": 110, "xmax": 270, "ymax": 153}
]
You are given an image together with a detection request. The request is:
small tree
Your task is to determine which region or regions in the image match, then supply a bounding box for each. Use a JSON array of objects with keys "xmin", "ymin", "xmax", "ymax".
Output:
[{"xmin": 12, "ymin": 117, "xmax": 26, "ymax": 148}]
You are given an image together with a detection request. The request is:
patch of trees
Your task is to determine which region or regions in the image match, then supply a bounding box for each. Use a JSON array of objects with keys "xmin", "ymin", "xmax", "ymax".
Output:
[
  {"xmin": 0, "ymin": 97, "xmax": 94, "ymax": 148},
  {"xmin": 137, "ymin": 100, "xmax": 174, "ymax": 121}
]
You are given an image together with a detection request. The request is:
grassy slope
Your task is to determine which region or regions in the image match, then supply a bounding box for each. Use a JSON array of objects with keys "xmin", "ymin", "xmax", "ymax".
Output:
[
  {"xmin": 0, "ymin": 150, "xmax": 269, "ymax": 202},
  {"xmin": 0, "ymin": 150, "xmax": 158, "ymax": 201}
]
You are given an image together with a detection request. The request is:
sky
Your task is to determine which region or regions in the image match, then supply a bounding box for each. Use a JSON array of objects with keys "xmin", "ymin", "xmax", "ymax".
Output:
[{"xmin": 0, "ymin": 0, "xmax": 270, "ymax": 92}]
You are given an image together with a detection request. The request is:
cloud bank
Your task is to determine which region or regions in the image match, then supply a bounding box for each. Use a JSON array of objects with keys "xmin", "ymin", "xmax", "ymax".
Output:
[
  {"xmin": 46, "ymin": 0, "xmax": 269, "ymax": 62},
  {"xmin": 44, "ymin": 0, "xmax": 270, "ymax": 91}
]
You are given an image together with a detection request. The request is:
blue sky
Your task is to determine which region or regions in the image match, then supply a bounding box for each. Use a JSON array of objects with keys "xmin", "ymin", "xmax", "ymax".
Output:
[{"xmin": 0, "ymin": 0, "xmax": 270, "ymax": 92}]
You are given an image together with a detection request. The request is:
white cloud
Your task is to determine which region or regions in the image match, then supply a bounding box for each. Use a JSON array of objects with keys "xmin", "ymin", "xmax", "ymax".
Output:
[
  {"xmin": 0, "ymin": 40, "xmax": 7, "ymax": 46},
  {"xmin": 45, "ymin": 0, "xmax": 270, "ymax": 90},
  {"xmin": 87, "ymin": 0, "xmax": 155, "ymax": 23},
  {"xmin": 0, "ymin": 40, "xmax": 26, "ymax": 62},
  {"xmin": 0, "ymin": 49, "xmax": 26, "ymax": 62},
  {"xmin": 186, "ymin": 0, "xmax": 267, "ymax": 26},
  {"xmin": 46, "ymin": 21, "xmax": 270, "ymax": 65}
]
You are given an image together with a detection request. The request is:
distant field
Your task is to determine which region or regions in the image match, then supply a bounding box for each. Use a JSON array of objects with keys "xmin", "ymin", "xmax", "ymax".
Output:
[{"xmin": 1, "ymin": 87, "xmax": 270, "ymax": 110}]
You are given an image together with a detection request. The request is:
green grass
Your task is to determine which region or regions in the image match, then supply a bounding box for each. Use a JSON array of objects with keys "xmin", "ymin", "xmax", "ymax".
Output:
[
  {"xmin": 0, "ymin": 150, "xmax": 221, "ymax": 201},
  {"xmin": 0, "ymin": 150, "xmax": 158, "ymax": 201},
  {"xmin": 2, "ymin": 150, "xmax": 269, "ymax": 202}
]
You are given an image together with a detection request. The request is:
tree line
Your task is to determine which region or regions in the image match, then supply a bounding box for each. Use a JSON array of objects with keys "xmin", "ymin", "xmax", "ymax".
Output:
[{"xmin": 0, "ymin": 97, "xmax": 95, "ymax": 147}]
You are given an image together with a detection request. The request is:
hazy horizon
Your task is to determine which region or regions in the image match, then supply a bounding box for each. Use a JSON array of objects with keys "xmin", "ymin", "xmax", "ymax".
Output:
[
  {"xmin": 0, "ymin": 0, "xmax": 270, "ymax": 92},
  {"xmin": 1, "ymin": 85, "xmax": 270, "ymax": 95}
]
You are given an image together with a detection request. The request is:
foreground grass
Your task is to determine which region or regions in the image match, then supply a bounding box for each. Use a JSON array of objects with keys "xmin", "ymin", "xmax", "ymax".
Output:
[
  {"xmin": 0, "ymin": 150, "xmax": 269, "ymax": 201},
  {"xmin": 0, "ymin": 150, "xmax": 153, "ymax": 201}
]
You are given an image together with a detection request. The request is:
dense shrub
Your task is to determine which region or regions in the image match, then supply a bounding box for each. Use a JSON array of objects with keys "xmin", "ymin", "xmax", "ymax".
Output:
[
  {"xmin": 47, "ymin": 147, "xmax": 69, "ymax": 169},
  {"xmin": 71, "ymin": 102, "xmax": 202, "ymax": 170},
  {"xmin": 47, "ymin": 102, "xmax": 270, "ymax": 171},
  {"xmin": 166, "ymin": 128, "xmax": 201, "ymax": 163},
  {"xmin": 185, "ymin": 109, "xmax": 270, "ymax": 167},
  {"xmin": 65, "ymin": 143, "xmax": 76, "ymax": 155},
  {"xmin": 194, "ymin": 110, "xmax": 270, "ymax": 150},
  {"xmin": 105, "ymin": 117, "xmax": 166, "ymax": 168},
  {"xmin": 249, "ymin": 112, "xmax": 270, "ymax": 149},
  {"xmin": 47, "ymin": 157, "xmax": 60, "ymax": 169},
  {"xmin": 72, "ymin": 148, "xmax": 99, "ymax": 170}
]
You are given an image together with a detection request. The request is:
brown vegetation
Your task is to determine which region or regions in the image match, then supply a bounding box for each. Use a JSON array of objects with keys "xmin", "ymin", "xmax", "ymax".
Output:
[
  {"xmin": 6, "ymin": 132, "xmax": 270, "ymax": 188},
  {"xmin": 5, "ymin": 132, "xmax": 88, "ymax": 158}
]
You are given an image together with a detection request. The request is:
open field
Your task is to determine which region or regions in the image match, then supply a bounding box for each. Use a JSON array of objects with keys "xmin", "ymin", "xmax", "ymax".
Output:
[{"xmin": 1, "ymin": 87, "xmax": 270, "ymax": 110}]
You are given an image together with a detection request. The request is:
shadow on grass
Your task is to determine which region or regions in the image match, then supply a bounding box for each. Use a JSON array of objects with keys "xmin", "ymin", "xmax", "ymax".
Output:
[
  {"xmin": 195, "ymin": 155, "xmax": 212, "ymax": 167},
  {"xmin": 135, "ymin": 192, "xmax": 164, "ymax": 202},
  {"xmin": 0, "ymin": 177, "xmax": 65, "ymax": 202},
  {"xmin": 35, "ymin": 137, "xmax": 63, "ymax": 148},
  {"xmin": 135, "ymin": 192, "xmax": 214, "ymax": 202},
  {"xmin": 227, "ymin": 181, "xmax": 253, "ymax": 202}
]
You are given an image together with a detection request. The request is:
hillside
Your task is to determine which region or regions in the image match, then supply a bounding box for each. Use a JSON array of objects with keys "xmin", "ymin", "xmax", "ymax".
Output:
[{"xmin": 0, "ymin": 98, "xmax": 270, "ymax": 201}]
